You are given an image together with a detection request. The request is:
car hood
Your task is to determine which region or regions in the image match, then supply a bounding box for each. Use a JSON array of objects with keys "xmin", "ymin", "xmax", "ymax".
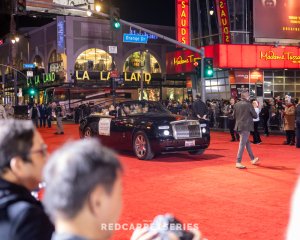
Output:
[{"xmin": 129, "ymin": 112, "xmax": 185, "ymax": 123}]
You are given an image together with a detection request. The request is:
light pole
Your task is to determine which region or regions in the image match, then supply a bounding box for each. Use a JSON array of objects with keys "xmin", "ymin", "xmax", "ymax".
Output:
[
  {"xmin": 140, "ymin": 50, "xmax": 144, "ymax": 100},
  {"xmin": 10, "ymin": 14, "xmax": 19, "ymax": 106}
]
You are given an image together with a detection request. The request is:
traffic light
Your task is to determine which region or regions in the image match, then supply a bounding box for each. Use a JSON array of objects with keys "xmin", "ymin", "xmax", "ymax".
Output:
[
  {"xmin": 193, "ymin": 60, "xmax": 201, "ymax": 78},
  {"xmin": 204, "ymin": 58, "xmax": 214, "ymax": 78},
  {"xmin": 29, "ymin": 88, "xmax": 35, "ymax": 97},
  {"xmin": 15, "ymin": 0, "xmax": 26, "ymax": 14},
  {"xmin": 110, "ymin": 7, "xmax": 121, "ymax": 30}
]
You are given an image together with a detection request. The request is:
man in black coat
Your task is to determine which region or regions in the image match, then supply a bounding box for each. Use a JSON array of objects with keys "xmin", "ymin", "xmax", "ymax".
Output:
[
  {"xmin": 0, "ymin": 120, "xmax": 54, "ymax": 240},
  {"xmin": 234, "ymin": 90, "xmax": 260, "ymax": 169},
  {"xmin": 192, "ymin": 95, "xmax": 208, "ymax": 119}
]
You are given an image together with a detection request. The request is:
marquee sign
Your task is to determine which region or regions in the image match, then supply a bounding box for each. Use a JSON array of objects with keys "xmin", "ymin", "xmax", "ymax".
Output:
[
  {"xmin": 215, "ymin": 0, "xmax": 231, "ymax": 44},
  {"xmin": 27, "ymin": 72, "xmax": 57, "ymax": 87},
  {"xmin": 176, "ymin": 0, "xmax": 190, "ymax": 45},
  {"xmin": 166, "ymin": 44, "xmax": 300, "ymax": 74},
  {"xmin": 75, "ymin": 71, "xmax": 152, "ymax": 84}
]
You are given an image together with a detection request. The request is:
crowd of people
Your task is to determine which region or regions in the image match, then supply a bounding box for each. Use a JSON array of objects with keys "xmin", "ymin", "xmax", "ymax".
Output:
[
  {"xmin": 160, "ymin": 95, "xmax": 300, "ymax": 147},
  {"xmin": 0, "ymin": 92, "xmax": 299, "ymax": 239}
]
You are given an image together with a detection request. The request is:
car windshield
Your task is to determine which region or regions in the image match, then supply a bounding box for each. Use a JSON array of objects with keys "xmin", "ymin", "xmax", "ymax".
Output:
[{"xmin": 120, "ymin": 101, "xmax": 170, "ymax": 116}]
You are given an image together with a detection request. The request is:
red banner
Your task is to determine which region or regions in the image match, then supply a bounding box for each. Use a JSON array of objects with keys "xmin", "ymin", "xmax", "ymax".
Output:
[
  {"xmin": 215, "ymin": 0, "xmax": 231, "ymax": 44},
  {"xmin": 166, "ymin": 44, "xmax": 300, "ymax": 74},
  {"xmin": 176, "ymin": 0, "xmax": 190, "ymax": 45}
]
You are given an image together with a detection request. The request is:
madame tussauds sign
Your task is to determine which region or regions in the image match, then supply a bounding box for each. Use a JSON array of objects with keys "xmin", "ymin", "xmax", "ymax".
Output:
[{"xmin": 260, "ymin": 51, "xmax": 300, "ymax": 63}]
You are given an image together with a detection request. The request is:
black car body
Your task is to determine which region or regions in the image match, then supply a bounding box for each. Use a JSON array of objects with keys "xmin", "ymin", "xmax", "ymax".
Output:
[{"xmin": 79, "ymin": 100, "xmax": 210, "ymax": 160}]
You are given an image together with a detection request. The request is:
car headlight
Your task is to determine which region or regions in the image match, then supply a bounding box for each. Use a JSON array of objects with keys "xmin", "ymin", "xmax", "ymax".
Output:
[
  {"xmin": 158, "ymin": 126, "xmax": 169, "ymax": 130},
  {"xmin": 201, "ymin": 128, "xmax": 207, "ymax": 134},
  {"xmin": 163, "ymin": 130, "xmax": 170, "ymax": 136}
]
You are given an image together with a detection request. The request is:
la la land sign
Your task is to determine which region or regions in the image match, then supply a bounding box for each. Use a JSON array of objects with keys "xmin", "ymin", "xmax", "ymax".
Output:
[
  {"xmin": 27, "ymin": 72, "xmax": 56, "ymax": 87},
  {"xmin": 76, "ymin": 71, "xmax": 152, "ymax": 84}
]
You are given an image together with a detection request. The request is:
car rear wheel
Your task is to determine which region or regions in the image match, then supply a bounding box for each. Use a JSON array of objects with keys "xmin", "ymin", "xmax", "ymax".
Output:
[
  {"xmin": 133, "ymin": 131, "xmax": 154, "ymax": 160},
  {"xmin": 188, "ymin": 149, "xmax": 205, "ymax": 155},
  {"xmin": 84, "ymin": 127, "xmax": 92, "ymax": 138}
]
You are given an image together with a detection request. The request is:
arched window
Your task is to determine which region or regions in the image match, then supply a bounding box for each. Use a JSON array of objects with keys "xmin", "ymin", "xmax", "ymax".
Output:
[
  {"xmin": 123, "ymin": 51, "xmax": 161, "ymax": 74},
  {"xmin": 75, "ymin": 48, "xmax": 112, "ymax": 71},
  {"xmin": 33, "ymin": 55, "xmax": 44, "ymax": 69},
  {"xmin": 49, "ymin": 50, "xmax": 63, "ymax": 63}
]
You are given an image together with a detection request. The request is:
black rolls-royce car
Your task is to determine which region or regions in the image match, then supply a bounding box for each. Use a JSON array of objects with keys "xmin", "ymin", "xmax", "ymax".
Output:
[{"xmin": 79, "ymin": 100, "xmax": 210, "ymax": 160}]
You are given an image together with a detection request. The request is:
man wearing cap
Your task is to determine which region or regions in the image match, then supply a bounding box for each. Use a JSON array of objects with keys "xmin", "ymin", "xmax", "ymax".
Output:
[{"xmin": 234, "ymin": 90, "xmax": 260, "ymax": 169}]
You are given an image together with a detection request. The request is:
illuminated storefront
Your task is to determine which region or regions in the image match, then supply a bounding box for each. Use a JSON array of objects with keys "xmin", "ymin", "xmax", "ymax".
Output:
[
  {"xmin": 75, "ymin": 48, "xmax": 112, "ymax": 72},
  {"xmin": 166, "ymin": 44, "xmax": 300, "ymax": 99},
  {"xmin": 0, "ymin": 15, "xmax": 176, "ymax": 104}
]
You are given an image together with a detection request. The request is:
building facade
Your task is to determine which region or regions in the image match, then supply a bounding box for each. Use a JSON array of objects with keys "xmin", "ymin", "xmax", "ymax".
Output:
[{"xmin": 0, "ymin": 16, "xmax": 180, "ymax": 105}]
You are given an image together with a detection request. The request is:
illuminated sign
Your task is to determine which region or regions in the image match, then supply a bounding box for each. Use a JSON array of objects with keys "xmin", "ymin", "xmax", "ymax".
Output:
[
  {"xmin": 57, "ymin": 16, "xmax": 65, "ymax": 54},
  {"xmin": 176, "ymin": 0, "xmax": 190, "ymax": 45},
  {"xmin": 173, "ymin": 55, "xmax": 201, "ymax": 66},
  {"xmin": 26, "ymin": 0, "xmax": 95, "ymax": 15},
  {"xmin": 166, "ymin": 44, "xmax": 300, "ymax": 74},
  {"xmin": 215, "ymin": 0, "xmax": 231, "ymax": 44},
  {"xmin": 76, "ymin": 71, "xmax": 152, "ymax": 84},
  {"xmin": 253, "ymin": 0, "xmax": 300, "ymax": 40},
  {"xmin": 260, "ymin": 51, "xmax": 300, "ymax": 63},
  {"xmin": 27, "ymin": 72, "xmax": 56, "ymax": 87},
  {"xmin": 129, "ymin": 28, "xmax": 158, "ymax": 40}
]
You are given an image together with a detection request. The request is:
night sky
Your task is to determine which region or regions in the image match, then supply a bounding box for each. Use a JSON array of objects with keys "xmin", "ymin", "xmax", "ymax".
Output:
[{"xmin": 0, "ymin": 0, "xmax": 175, "ymax": 38}]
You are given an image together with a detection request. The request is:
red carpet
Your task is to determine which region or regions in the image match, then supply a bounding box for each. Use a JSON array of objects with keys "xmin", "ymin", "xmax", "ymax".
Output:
[{"xmin": 39, "ymin": 125, "xmax": 300, "ymax": 240}]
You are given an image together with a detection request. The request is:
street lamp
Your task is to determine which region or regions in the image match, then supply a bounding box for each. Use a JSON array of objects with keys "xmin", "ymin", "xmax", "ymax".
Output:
[{"xmin": 95, "ymin": 4, "xmax": 101, "ymax": 12}]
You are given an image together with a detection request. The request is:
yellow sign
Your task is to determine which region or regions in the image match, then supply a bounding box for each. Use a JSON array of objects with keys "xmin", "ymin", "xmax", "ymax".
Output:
[
  {"xmin": 260, "ymin": 51, "xmax": 300, "ymax": 63},
  {"xmin": 173, "ymin": 54, "xmax": 201, "ymax": 66},
  {"xmin": 75, "ymin": 71, "xmax": 152, "ymax": 84}
]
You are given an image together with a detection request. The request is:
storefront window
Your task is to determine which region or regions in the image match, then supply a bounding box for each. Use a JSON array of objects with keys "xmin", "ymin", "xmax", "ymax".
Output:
[
  {"xmin": 162, "ymin": 88, "xmax": 187, "ymax": 103},
  {"xmin": 48, "ymin": 50, "xmax": 64, "ymax": 75},
  {"xmin": 205, "ymin": 70, "xmax": 230, "ymax": 99},
  {"xmin": 124, "ymin": 51, "xmax": 161, "ymax": 74},
  {"xmin": 263, "ymin": 70, "xmax": 300, "ymax": 98},
  {"xmin": 138, "ymin": 88, "xmax": 160, "ymax": 101},
  {"xmin": 75, "ymin": 48, "xmax": 112, "ymax": 71}
]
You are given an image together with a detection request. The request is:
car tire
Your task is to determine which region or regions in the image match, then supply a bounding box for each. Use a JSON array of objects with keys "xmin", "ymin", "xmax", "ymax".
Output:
[
  {"xmin": 133, "ymin": 131, "xmax": 154, "ymax": 160},
  {"xmin": 84, "ymin": 126, "xmax": 92, "ymax": 138},
  {"xmin": 188, "ymin": 149, "xmax": 205, "ymax": 155}
]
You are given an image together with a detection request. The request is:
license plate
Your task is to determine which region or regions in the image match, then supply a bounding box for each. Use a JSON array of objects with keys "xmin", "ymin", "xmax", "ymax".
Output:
[{"xmin": 185, "ymin": 140, "xmax": 195, "ymax": 147}]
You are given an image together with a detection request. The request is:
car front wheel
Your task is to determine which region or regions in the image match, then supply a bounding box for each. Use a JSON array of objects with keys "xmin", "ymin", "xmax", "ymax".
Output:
[{"xmin": 133, "ymin": 131, "xmax": 154, "ymax": 160}]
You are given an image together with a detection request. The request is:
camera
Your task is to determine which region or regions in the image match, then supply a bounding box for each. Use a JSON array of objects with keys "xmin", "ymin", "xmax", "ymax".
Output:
[{"xmin": 149, "ymin": 214, "xmax": 195, "ymax": 240}]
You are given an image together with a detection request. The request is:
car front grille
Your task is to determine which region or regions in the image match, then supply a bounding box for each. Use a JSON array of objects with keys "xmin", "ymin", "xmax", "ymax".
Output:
[{"xmin": 171, "ymin": 120, "xmax": 201, "ymax": 139}]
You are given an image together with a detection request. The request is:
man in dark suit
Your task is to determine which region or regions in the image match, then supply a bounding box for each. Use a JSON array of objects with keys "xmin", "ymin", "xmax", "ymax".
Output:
[
  {"xmin": 0, "ymin": 120, "xmax": 54, "ymax": 240},
  {"xmin": 234, "ymin": 90, "xmax": 260, "ymax": 169},
  {"xmin": 192, "ymin": 95, "xmax": 208, "ymax": 119}
]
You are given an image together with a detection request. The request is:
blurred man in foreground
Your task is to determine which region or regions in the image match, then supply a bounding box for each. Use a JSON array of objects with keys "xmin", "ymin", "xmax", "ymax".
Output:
[
  {"xmin": 0, "ymin": 120, "xmax": 54, "ymax": 240},
  {"xmin": 43, "ymin": 139, "xmax": 202, "ymax": 240}
]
